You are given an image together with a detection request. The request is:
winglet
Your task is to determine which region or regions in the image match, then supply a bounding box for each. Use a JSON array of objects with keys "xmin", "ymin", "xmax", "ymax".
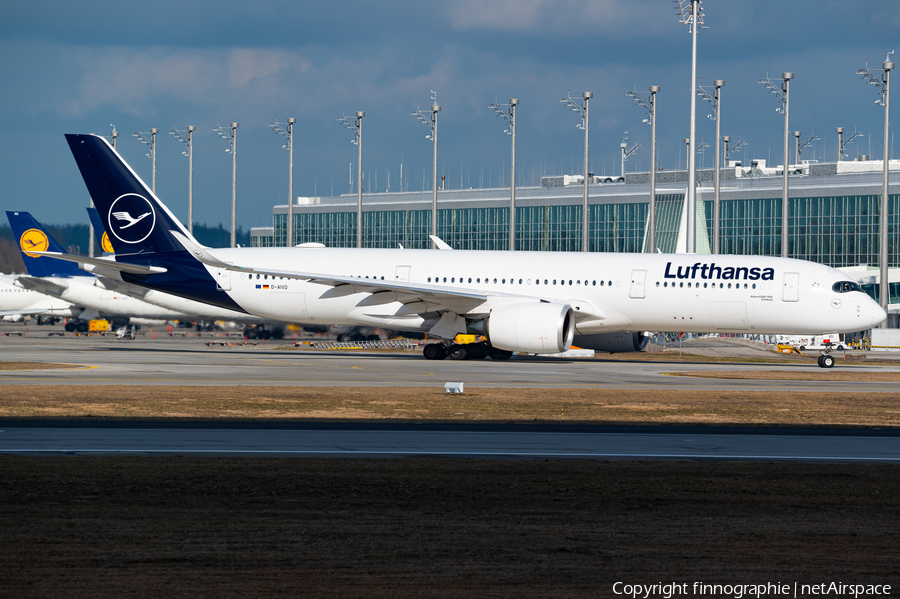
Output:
[{"xmin": 430, "ymin": 235, "xmax": 453, "ymax": 250}]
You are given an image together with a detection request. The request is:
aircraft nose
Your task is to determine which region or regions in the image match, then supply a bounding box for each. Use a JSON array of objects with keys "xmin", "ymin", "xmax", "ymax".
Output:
[{"xmin": 866, "ymin": 301, "xmax": 888, "ymax": 329}]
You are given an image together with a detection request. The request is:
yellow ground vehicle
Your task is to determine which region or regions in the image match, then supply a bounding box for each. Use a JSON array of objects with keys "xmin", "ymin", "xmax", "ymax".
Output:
[{"xmin": 88, "ymin": 319, "xmax": 109, "ymax": 332}]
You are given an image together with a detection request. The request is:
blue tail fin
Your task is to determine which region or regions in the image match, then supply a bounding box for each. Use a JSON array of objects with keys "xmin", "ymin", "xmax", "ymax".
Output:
[
  {"xmin": 86, "ymin": 207, "xmax": 115, "ymax": 254},
  {"xmin": 65, "ymin": 134, "xmax": 194, "ymax": 255},
  {"xmin": 5, "ymin": 211, "xmax": 86, "ymax": 278}
]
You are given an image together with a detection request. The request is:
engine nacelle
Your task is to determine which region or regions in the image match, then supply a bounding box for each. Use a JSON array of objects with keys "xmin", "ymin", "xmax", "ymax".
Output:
[
  {"xmin": 486, "ymin": 302, "xmax": 575, "ymax": 354},
  {"xmin": 574, "ymin": 331, "xmax": 649, "ymax": 353}
]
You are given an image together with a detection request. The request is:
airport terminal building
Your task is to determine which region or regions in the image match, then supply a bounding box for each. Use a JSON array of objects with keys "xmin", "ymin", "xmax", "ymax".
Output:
[{"xmin": 251, "ymin": 159, "xmax": 900, "ymax": 319}]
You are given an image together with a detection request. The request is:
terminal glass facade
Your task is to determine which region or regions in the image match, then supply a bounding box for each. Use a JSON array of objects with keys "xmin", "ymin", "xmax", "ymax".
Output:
[{"xmin": 271, "ymin": 192, "xmax": 900, "ymax": 269}]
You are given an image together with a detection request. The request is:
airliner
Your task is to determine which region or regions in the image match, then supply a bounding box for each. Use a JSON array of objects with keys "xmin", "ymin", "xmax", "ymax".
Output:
[
  {"xmin": 0, "ymin": 274, "xmax": 77, "ymax": 321},
  {"xmin": 7, "ymin": 210, "xmax": 204, "ymax": 329},
  {"xmin": 84, "ymin": 207, "xmax": 288, "ymax": 338},
  {"xmin": 39, "ymin": 134, "xmax": 886, "ymax": 367}
]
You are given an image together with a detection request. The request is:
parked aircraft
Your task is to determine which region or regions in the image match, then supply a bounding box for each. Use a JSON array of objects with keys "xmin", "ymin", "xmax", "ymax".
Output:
[
  {"xmin": 84, "ymin": 207, "xmax": 287, "ymax": 338},
  {"xmin": 41, "ymin": 134, "xmax": 886, "ymax": 367},
  {"xmin": 0, "ymin": 274, "xmax": 77, "ymax": 321},
  {"xmin": 7, "ymin": 210, "xmax": 199, "ymax": 330}
]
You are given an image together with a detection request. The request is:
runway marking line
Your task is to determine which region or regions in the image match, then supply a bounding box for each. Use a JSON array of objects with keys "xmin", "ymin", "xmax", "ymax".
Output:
[{"xmin": 0, "ymin": 449, "xmax": 897, "ymax": 461}]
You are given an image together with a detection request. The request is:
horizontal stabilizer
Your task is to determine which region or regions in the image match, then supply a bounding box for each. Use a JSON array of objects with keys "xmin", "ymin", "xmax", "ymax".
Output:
[{"xmin": 28, "ymin": 251, "xmax": 167, "ymax": 275}]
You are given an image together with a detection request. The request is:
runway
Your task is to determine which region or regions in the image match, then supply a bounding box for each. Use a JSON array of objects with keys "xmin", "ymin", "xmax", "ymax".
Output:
[
  {"xmin": 1, "ymin": 421, "xmax": 898, "ymax": 462},
  {"xmin": 2, "ymin": 333, "xmax": 900, "ymax": 391}
]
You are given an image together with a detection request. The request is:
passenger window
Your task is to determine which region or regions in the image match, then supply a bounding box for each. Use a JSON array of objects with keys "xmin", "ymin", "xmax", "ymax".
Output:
[
  {"xmin": 468, "ymin": 278, "xmax": 472, "ymax": 283},
  {"xmin": 477, "ymin": 278, "xmax": 480, "ymax": 283},
  {"xmin": 664, "ymin": 282, "xmax": 667, "ymax": 287},
  {"xmin": 493, "ymin": 278, "xmax": 497, "ymax": 284},
  {"xmin": 427, "ymin": 277, "xmax": 431, "ymax": 282},
  {"xmin": 656, "ymin": 282, "xmax": 660, "ymax": 287},
  {"xmin": 704, "ymin": 282, "xmax": 708, "ymax": 288},
  {"xmin": 544, "ymin": 279, "xmax": 548, "ymax": 285},
  {"xmin": 553, "ymin": 280, "xmax": 557, "ymax": 285},
  {"xmin": 752, "ymin": 283, "xmax": 756, "ymax": 289},
  {"xmin": 679, "ymin": 282, "xmax": 683, "ymax": 288},
  {"xmin": 519, "ymin": 279, "xmax": 523, "ymax": 284},
  {"xmin": 568, "ymin": 280, "xmax": 573, "ymax": 285},
  {"xmin": 592, "ymin": 281, "xmax": 596, "ymax": 286}
]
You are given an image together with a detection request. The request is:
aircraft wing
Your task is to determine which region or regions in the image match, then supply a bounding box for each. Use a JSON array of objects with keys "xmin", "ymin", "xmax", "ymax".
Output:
[
  {"xmin": 27, "ymin": 252, "xmax": 168, "ymax": 275},
  {"xmin": 14, "ymin": 276, "xmax": 68, "ymax": 297},
  {"xmin": 171, "ymin": 231, "xmax": 611, "ymax": 334}
]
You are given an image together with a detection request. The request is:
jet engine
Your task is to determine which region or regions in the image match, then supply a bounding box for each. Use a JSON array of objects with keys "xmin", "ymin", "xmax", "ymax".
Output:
[
  {"xmin": 574, "ymin": 331, "xmax": 649, "ymax": 353},
  {"xmin": 485, "ymin": 302, "xmax": 575, "ymax": 354}
]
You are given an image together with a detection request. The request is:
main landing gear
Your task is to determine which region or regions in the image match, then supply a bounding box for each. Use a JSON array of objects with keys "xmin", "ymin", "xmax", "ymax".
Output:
[
  {"xmin": 817, "ymin": 343, "xmax": 836, "ymax": 368},
  {"xmin": 422, "ymin": 342, "xmax": 513, "ymax": 361},
  {"xmin": 817, "ymin": 353, "xmax": 835, "ymax": 368}
]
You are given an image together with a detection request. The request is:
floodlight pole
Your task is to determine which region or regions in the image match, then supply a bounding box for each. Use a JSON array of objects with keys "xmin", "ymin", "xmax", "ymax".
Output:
[
  {"xmin": 626, "ymin": 86, "xmax": 659, "ymax": 252},
  {"xmin": 781, "ymin": 74, "xmax": 792, "ymax": 257},
  {"xmin": 882, "ymin": 61, "xmax": 893, "ymax": 317},
  {"xmin": 231, "ymin": 123, "xmax": 238, "ymax": 248},
  {"xmin": 337, "ymin": 112, "xmax": 365, "ymax": 247},
  {"xmin": 411, "ymin": 95, "xmax": 441, "ymax": 242},
  {"xmin": 490, "ymin": 98, "xmax": 518, "ymax": 250},
  {"xmin": 214, "ymin": 122, "xmax": 239, "ymax": 247},
  {"xmin": 561, "ymin": 91, "xmax": 592, "ymax": 252},
  {"xmin": 170, "ymin": 125, "xmax": 195, "ymax": 235},
  {"xmin": 92, "ymin": 127, "xmax": 120, "ymax": 257},
  {"xmin": 431, "ymin": 104, "xmax": 440, "ymax": 239},
  {"xmin": 686, "ymin": 0, "xmax": 699, "ymax": 253},
  {"xmin": 700, "ymin": 80, "xmax": 725, "ymax": 253},
  {"xmin": 582, "ymin": 93, "xmax": 591, "ymax": 252},
  {"xmin": 133, "ymin": 128, "xmax": 159, "ymax": 194},
  {"xmin": 856, "ymin": 56, "xmax": 894, "ymax": 318},
  {"xmin": 356, "ymin": 113, "xmax": 363, "ymax": 248},
  {"xmin": 270, "ymin": 117, "xmax": 297, "ymax": 247}
]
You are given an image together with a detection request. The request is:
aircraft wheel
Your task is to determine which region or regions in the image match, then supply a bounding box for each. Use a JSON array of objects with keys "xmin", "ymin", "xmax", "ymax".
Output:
[
  {"xmin": 489, "ymin": 347, "xmax": 513, "ymax": 360},
  {"xmin": 64, "ymin": 322, "xmax": 76, "ymax": 332},
  {"xmin": 448, "ymin": 344, "xmax": 468, "ymax": 360},
  {"xmin": 820, "ymin": 354, "xmax": 835, "ymax": 369},
  {"xmin": 799, "ymin": 345, "xmax": 806, "ymax": 351},
  {"xmin": 76, "ymin": 322, "xmax": 88, "ymax": 333},
  {"xmin": 245, "ymin": 329, "xmax": 258, "ymax": 340},
  {"xmin": 423, "ymin": 343, "xmax": 446, "ymax": 360}
]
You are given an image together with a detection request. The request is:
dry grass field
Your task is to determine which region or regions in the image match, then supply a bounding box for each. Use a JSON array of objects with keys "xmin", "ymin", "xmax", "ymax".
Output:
[
  {"xmin": 1, "ymin": 384, "xmax": 899, "ymax": 427},
  {"xmin": 1, "ymin": 457, "xmax": 897, "ymax": 598}
]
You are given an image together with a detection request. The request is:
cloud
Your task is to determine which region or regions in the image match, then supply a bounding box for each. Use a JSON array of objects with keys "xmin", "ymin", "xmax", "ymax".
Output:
[{"xmin": 445, "ymin": 0, "xmax": 664, "ymax": 35}]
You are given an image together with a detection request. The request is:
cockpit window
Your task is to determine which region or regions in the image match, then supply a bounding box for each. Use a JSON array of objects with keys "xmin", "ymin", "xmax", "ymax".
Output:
[{"xmin": 832, "ymin": 281, "xmax": 863, "ymax": 293}]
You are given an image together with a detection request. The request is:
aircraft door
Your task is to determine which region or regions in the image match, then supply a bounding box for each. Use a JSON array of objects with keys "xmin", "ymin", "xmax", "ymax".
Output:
[
  {"xmin": 215, "ymin": 267, "xmax": 232, "ymax": 291},
  {"xmin": 629, "ymin": 269, "xmax": 647, "ymax": 299},
  {"xmin": 395, "ymin": 265, "xmax": 411, "ymax": 282},
  {"xmin": 782, "ymin": 272, "xmax": 799, "ymax": 302}
]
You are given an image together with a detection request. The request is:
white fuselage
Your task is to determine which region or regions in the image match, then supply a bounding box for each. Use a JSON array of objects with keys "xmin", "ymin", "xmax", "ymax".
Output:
[
  {"xmin": 25, "ymin": 276, "xmax": 194, "ymax": 321},
  {"xmin": 0, "ymin": 275, "xmax": 77, "ymax": 317},
  {"xmin": 93, "ymin": 276, "xmax": 276, "ymax": 324},
  {"xmin": 196, "ymin": 247, "xmax": 886, "ymax": 335}
]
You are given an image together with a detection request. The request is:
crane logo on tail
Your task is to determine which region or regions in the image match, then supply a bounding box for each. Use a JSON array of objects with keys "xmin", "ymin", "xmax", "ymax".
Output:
[
  {"xmin": 108, "ymin": 194, "xmax": 156, "ymax": 244},
  {"xmin": 19, "ymin": 228, "xmax": 49, "ymax": 258}
]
